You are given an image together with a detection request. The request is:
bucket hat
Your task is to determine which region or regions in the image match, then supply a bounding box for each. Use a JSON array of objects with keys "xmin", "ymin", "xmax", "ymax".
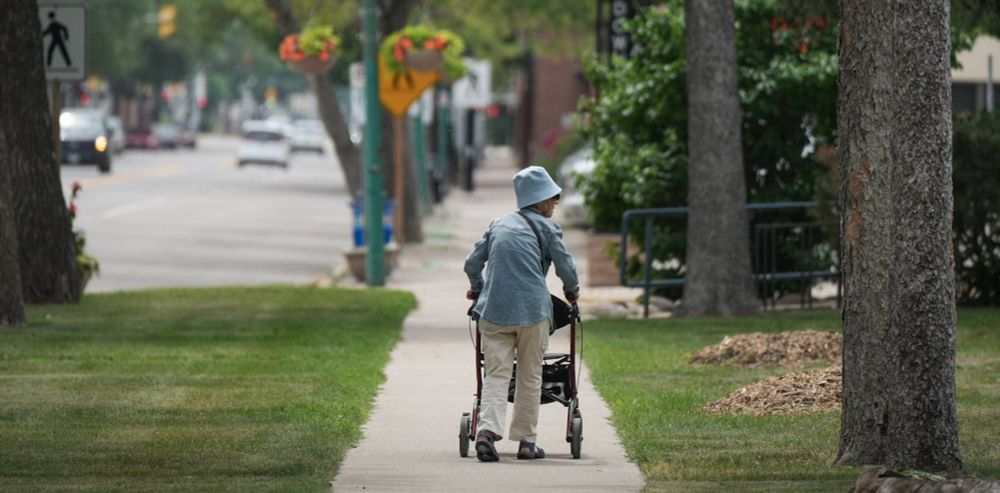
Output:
[{"xmin": 513, "ymin": 166, "xmax": 562, "ymax": 209}]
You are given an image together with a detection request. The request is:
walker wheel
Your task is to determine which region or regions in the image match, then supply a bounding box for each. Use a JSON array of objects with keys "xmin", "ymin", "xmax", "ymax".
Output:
[
  {"xmin": 570, "ymin": 416, "xmax": 583, "ymax": 459},
  {"xmin": 459, "ymin": 413, "xmax": 471, "ymax": 457}
]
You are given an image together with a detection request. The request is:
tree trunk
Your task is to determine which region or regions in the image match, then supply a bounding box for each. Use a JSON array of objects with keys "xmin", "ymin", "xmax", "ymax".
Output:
[
  {"xmin": 835, "ymin": 0, "xmax": 962, "ymax": 472},
  {"xmin": 378, "ymin": 0, "xmax": 422, "ymax": 244},
  {"xmin": 265, "ymin": 0, "xmax": 362, "ymax": 195},
  {"xmin": 678, "ymin": 0, "xmax": 759, "ymax": 317},
  {"xmin": 1, "ymin": 0, "xmax": 80, "ymax": 304},
  {"xmin": 402, "ymin": 117, "xmax": 422, "ymax": 242},
  {"xmin": 0, "ymin": 107, "xmax": 26, "ymax": 327},
  {"xmin": 309, "ymin": 75, "xmax": 362, "ymax": 196}
]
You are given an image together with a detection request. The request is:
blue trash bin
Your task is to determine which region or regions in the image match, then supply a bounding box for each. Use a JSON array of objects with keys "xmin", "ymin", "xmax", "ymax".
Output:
[{"xmin": 350, "ymin": 199, "xmax": 395, "ymax": 247}]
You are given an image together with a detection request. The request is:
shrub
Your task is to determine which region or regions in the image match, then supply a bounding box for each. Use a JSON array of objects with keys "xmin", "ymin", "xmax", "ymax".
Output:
[
  {"xmin": 576, "ymin": 1, "xmax": 838, "ymax": 297},
  {"xmin": 953, "ymin": 110, "xmax": 1000, "ymax": 305}
]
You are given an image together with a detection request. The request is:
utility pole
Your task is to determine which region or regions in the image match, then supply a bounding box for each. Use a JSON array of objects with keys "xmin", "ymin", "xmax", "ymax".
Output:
[
  {"xmin": 412, "ymin": 99, "xmax": 431, "ymax": 211},
  {"xmin": 362, "ymin": 0, "xmax": 385, "ymax": 285},
  {"xmin": 436, "ymin": 86, "xmax": 451, "ymax": 181}
]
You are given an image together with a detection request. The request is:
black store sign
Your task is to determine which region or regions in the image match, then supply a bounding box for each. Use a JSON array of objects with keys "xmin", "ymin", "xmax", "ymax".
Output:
[{"xmin": 599, "ymin": 0, "xmax": 637, "ymax": 59}]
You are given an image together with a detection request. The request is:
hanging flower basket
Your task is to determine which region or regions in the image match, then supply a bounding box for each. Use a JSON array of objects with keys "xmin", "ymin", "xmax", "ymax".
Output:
[
  {"xmin": 278, "ymin": 25, "xmax": 340, "ymax": 75},
  {"xmin": 285, "ymin": 56, "xmax": 336, "ymax": 75},
  {"xmin": 381, "ymin": 25, "xmax": 467, "ymax": 80},
  {"xmin": 405, "ymin": 49, "xmax": 444, "ymax": 72}
]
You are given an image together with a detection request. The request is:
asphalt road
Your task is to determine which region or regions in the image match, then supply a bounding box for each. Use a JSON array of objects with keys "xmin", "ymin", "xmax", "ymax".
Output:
[{"xmin": 61, "ymin": 134, "xmax": 354, "ymax": 293}]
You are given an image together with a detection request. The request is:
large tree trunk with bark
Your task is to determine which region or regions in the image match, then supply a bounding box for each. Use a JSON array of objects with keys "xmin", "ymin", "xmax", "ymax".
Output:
[
  {"xmin": 835, "ymin": 0, "xmax": 962, "ymax": 472},
  {"xmin": 0, "ymin": 112, "xmax": 26, "ymax": 327},
  {"xmin": 678, "ymin": 0, "xmax": 759, "ymax": 317},
  {"xmin": 2, "ymin": 0, "xmax": 80, "ymax": 304}
]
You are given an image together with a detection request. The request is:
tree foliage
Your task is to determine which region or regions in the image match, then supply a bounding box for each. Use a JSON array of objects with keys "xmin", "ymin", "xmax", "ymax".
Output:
[
  {"xmin": 953, "ymin": 110, "xmax": 1000, "ymax": 306},
  {"xmin": 952, "ymin": 0, "xmax": 1000, "ymax": 38},
  {"xmin": 580, "ymin": 1, "xmax": 836, "ymax": 228},
  {"xmin": 577, "ymin": 1, "xmax": 837, "ymax": 291}
]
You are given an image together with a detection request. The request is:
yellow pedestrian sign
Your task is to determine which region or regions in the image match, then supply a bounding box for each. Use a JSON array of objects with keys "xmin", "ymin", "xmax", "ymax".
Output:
[{"xmin": 379, "ymin": 55, "xmax": 438, "ymax": 117}]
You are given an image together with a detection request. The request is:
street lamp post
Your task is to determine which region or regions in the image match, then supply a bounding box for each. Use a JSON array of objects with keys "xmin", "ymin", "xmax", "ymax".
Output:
[{"xmin": 362, "ymin": 0, "xmax": 385, "ymax": 286}]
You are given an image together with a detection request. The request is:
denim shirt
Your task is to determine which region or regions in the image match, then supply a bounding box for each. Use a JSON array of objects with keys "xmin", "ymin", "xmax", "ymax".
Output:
[{"xmin": 464, "ymin": 207, "xmax": 580, "ymax": 326}]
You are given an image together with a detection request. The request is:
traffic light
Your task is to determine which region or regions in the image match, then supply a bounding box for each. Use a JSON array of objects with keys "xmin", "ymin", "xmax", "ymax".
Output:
[{"xmin": 158, "ymin": 4, "xmax": 177, "ymax": 39}]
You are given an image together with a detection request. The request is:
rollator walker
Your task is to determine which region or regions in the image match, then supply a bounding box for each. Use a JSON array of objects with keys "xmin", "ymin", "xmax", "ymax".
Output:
[{"xmin": 459, "ymin": 296, "xmax": 583, "ymax": 459}]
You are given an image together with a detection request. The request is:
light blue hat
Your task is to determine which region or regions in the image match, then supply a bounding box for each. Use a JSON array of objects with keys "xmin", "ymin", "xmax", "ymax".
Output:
[{"xmin": 513, "ymin": 165, "xmax": 562, "ymax": 209}]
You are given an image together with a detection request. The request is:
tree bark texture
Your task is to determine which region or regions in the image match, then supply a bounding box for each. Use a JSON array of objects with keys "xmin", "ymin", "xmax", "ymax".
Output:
[
  {"xmin": 0, "ymin": 107, "xmax": 26, "ymax": 327},
  {"xmin": 308, "ymin": 75, "xmax": 362, "ymax": 196},
  {"xmin": 678, "ymin": 0, "xmax": 759, "ymax": 317},
  {"xmin": 265, "ymin": 0, "xmax": 362, "ymax": 196},
  {"xmin": 401, "ymin": 117, "xmax": 422, "ymax": 242},
  {"xmin": 1, "ymin": 0, "xmax": 81, "ymax": 303},
  {"xmin": 379, "ymin": 0, "xmax": 421, "ymax": 244},
  {"xmin": 836, "ymin": 0, "xmax": 962, "ymax": 471}
]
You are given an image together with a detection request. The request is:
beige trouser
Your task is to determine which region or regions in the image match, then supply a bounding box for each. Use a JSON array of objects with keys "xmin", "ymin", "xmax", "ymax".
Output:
[{"xmin": 477, "ymin": 318, "xmax": 549, "ymax": 443}]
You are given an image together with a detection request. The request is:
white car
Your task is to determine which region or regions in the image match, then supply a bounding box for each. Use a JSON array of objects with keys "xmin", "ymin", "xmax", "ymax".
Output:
[
  {"xmin": 559, "ymin": 147, "xmax": 597, "ymax": 228},
  {"xmin": 288, "ymin": 118, "xmax": 327, "ymax": 154},
  {"xmin": 237, "ymin": 121, "xmax": 290, "ymax": 169},
  {"xmin": 106, "ymin": 116, "xmax": 125, "ymax": 154}
]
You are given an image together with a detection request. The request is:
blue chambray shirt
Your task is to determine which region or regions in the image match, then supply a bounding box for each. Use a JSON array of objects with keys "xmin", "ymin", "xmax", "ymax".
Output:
[{"xmin": 464, "ymin": 207, "xmax": 580, "ymax": 326}]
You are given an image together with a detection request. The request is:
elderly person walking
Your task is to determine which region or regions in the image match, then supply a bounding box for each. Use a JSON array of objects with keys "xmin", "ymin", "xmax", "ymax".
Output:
[{"xmin": 464, "ymin": 165, "xmax": 580, "ymax": 462}]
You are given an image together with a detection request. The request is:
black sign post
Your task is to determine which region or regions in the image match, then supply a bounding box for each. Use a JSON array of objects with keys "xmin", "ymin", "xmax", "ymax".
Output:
[{"xmin": 597, "ymin": 0, "xmax": 638, "ymax": 61}]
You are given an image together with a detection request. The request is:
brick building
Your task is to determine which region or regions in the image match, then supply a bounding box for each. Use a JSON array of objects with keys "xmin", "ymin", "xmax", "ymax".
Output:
[{"xmin": 513, "ymin": 55, "xmax": 590, "ymax": 166}]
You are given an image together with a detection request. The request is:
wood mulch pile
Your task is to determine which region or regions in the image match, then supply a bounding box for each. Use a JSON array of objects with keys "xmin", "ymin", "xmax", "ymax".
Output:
[
  {"xmin": 690, "ymin": 330, "xmax": 842, "ymax": 367},
  {"xmin": 704, "ymin": 366, "xmax": 842, "ymax": 415}
]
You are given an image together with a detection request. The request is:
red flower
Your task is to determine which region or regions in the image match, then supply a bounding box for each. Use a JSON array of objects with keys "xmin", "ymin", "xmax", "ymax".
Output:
[
  {"xmin": 72, "ymin": 181, "xmax": 82, "ymax": 193},
  {"xmin": 68, "ymin": 203, "xmax": 78, "ymax": 217}
]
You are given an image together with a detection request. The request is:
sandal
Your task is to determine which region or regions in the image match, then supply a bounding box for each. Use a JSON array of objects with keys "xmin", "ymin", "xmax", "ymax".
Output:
[
  {"xmin": 475, "ymin": 430, "xmax": 500, "ymax": 462},
  {"xmin": 516, "ymin": 440, "xmax": 545, "ymax": 460}
]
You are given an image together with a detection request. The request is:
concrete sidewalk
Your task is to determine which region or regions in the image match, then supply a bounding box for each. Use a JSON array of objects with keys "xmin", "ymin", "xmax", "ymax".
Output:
[{"xmin": 330, "ymin": 149, "xmax": 645, "ymax": 492}]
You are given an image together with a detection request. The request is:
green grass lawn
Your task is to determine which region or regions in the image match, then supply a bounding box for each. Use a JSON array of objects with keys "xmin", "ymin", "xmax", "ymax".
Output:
[
  {"xmin": 583, "ymin": 308, "xmax": 1000, "ymax": 493},
  {"xmin": 0, "ymin": 286, "xmax": 416, "ymax": 493}
]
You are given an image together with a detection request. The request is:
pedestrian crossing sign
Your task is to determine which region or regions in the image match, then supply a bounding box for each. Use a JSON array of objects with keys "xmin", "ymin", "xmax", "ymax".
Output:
[
  {"xmin": 378, "ymin": 55, "xmax": 439, "ymax": 118},
  {"xmin": 39, "ymin": 4, "xmax": 86, "ymax": 81}
]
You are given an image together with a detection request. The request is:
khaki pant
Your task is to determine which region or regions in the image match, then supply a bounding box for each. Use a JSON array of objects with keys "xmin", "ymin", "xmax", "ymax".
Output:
[{"xmin": 477, "ymin": 318, "xmax": 549, "ymax": 443}]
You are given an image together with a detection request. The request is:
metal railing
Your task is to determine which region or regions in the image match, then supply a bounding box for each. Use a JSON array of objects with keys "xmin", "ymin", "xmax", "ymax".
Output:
[{"xmin": 619, "ymin": 202, "xmax": 841, "ymax": 317}]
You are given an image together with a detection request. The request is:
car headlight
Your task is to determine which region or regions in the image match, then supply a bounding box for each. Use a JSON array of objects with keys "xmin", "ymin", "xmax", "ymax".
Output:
[{"xmin": 94, "ymin": 136, "xmax": 108, "ymax": 152}]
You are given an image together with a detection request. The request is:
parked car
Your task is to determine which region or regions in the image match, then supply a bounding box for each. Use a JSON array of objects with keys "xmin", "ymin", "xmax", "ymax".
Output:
[
  {"xmin": 558, "ymin": 146, "xmax": 597, "ymax": 228},
  {"xmin": 177, "ymin": 127, "xmax": 197, "ymax": 148},
  {"xmin": 288, "ymin": 118, "xmax": 326, "ymax": 154},
  {"xmin": 106, "ymin": 116, "xmax": 125, "ymax": 154},
  {"xmin": 151, "ymin": 123, "xmax": 179, "ymax": 149},
  {"xmin": 59, "ymin": 109, "xmax": 112, "ymax": 174},
  {"xmin": 125, "ymin": 127, "xmax": 159, "ymax": 149},
  {"xmin": 237, "ymin": 120, "xmax": 290, "ymax": 169}
]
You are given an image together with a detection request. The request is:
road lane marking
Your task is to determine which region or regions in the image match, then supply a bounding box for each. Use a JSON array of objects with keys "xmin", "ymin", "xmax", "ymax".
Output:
[
  {"xmin": 79, "ymin": 163, "xmax": 184, "ymax": 190},
  {"xmin": 100, "ymin": 195, "xmax": 168, "ymax": 219}
]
